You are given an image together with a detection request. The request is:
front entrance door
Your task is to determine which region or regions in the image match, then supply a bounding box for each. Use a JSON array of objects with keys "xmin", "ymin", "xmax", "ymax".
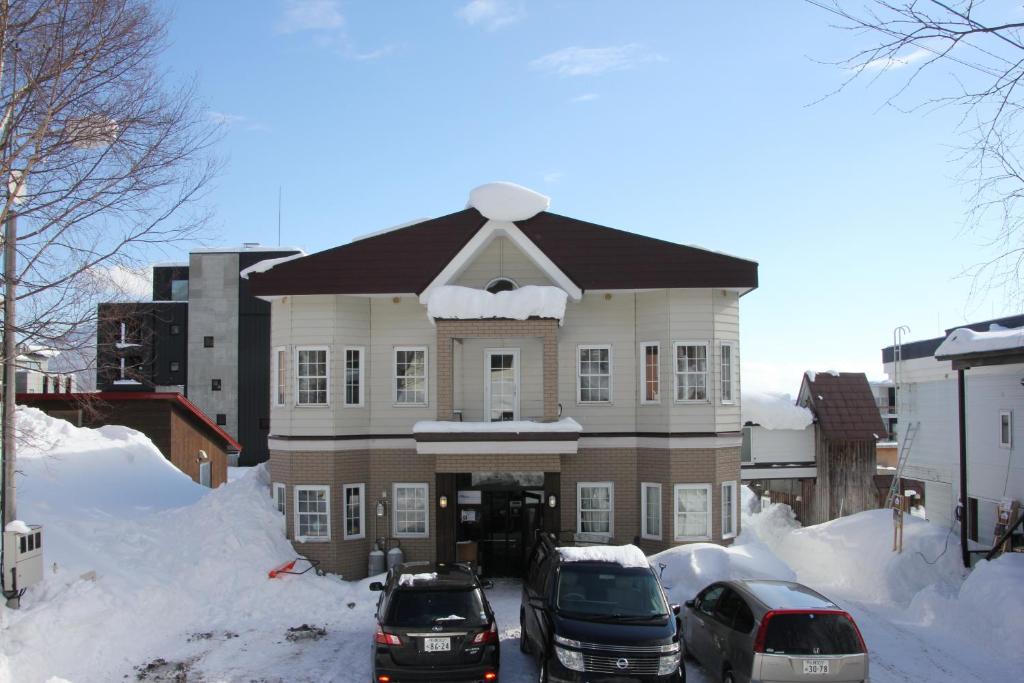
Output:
[
  {"xmin": 478, "ymin": 490, "xmax": 544, "ymax": 577},
  {"xmin": 484, "ymin": 349, "xmax": 519, "ymax": 422}
]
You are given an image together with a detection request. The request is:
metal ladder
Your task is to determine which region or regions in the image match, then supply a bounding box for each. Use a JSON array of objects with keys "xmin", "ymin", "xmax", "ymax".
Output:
[{"xmin": 885, "ymin": 421, "xmax": 920, "ymax": 509}]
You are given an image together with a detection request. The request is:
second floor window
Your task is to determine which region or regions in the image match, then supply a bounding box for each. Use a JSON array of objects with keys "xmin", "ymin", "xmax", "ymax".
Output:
[
  {"xmin": 641, "ymin": 342, "xmax": 660, "ymax": 404},
  {"xmin": 721, "ymin": 342, "xmax": 735, "ymax": 403},
  {"xmin": 296, "ymin": 348, "xmax": 328, "ymax": 406},
  {"xmin": 674, "ymin": 343, "xmax": 708, "ymax": 402},
  {"xmin": 345, "ymin": 348, "xmax": 364, "ymax": 406},
  {"xmin": 578, "ymin": 345, "xmax": 611, "ymax": 403},
  {"xmin": 273, "ymin": 348, "xmax": 286, "ymax": 407},
  {"xmin": 395, "ymin": 347, "xmax": 427, "ymax": 405}
]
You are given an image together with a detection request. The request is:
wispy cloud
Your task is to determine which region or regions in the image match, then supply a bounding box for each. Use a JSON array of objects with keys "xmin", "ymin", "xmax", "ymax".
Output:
[
  {"xmin": 87, "ymin": 264, "xmax": 153, "ymax": 301},
  {"xmin": 570, "ymin": 93, "xmax": 599, "ymax": 103},
  {"xmin": 531, "ymin": 44, "xmax": 664, "ymax": 77},
  {"xmin": 456, "ymin": 0, "xmax": 524, "ymax": 31},
  {"xmin": 352, "ymin": 45, "xmax": 396, "ymax": 61},
  {"xmin": 208, "ymin": 111, "xmax": 268, "ymax": 132},
  {"xmin": 542, "ymin": 171, "xmax": 564, "ymax": 184},
  {"xmin": 862, "ymin": 47, "xmax": 932, "ymax": 71},
  {"xmin": 276, "ymin": 0, "xmax": 344, "ymax": 34}
]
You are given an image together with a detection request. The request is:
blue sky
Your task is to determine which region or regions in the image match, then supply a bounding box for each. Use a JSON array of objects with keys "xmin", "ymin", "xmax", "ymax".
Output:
[{"xmin": 154, "ymin": 0, "xmax": 1017, "ymax": 394}]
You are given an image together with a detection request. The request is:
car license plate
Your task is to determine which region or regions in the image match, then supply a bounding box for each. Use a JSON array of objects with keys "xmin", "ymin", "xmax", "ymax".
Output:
[
  {"xmin": 423, "ymin": 637, "xmax": 451, "ymax": 653},
  {"xmin": 803, "ymin": 659, "xmax": 830, "ymax": 674}
]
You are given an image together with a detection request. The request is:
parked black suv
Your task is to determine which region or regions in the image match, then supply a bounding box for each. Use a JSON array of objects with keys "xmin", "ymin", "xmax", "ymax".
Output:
[
  {"xmin": 370, "ymin": 561, "xmax": 500, "ymax": 683},
  {"xmin": 520, "ymin": 535, "xmax": 685, "ymax": 682}
]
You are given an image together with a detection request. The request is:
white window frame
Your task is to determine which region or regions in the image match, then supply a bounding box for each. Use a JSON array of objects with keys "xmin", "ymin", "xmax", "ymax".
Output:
[
  {"xmin": 673, "ymin": 341, "xmax": 710, "ymax": 403},
  {"xmin": 721, "ymin": 481, "xmax": 738, "ymax": 539},
  {"xmin": 294, "ymin": 484, "xmax": 331, "ymax": 542},
  {"xmin": 577, "ymin": 344, "xmax": 613, "ymax": 404},
  {"xmin": 641, "ymin": 482, "xmax": 662, "ymax": 540},
  {"xmin": 343, "ymin": 347, "xmax": 365, "ymax": 407},
  {"xmin": 720, "ymin": 342, "xmax": 735, "ymax": 405},
  {"xmin": 272, "ymin": 346, "xmax": 286, "ymax": 407},
  {"xmin": 1000, "ymin": 410, "xmax": 1013, "ymax": 449},
  {"xmin": 394, "ymin": 346, "xmax": 428, "ymax": 407},
  {"xmin": 272, "ymin": 482, "xmax": 286, "ymax": 515},
  {"xmin": 639, "ymin": 342, "xmax": 661, "ymax": 405},
  {"xmin": 576, "ymin": 481, "xmax": 614, "ymax": 539},
  {"xmin": 343, "ymin": 483, "xmax": 366, "ymax": 540},
  {"xmin": 674, "ymin": 483, "xmax": 712, "ymax": 541},
  {"xmin": 295, "ymin": 346, "xmax": 330, "ymax": 407},
  {"xmin": 393, "ymin": 482, "xmax": 429, "ymax": 539},
  {"xmin": 484, "ymin": 348, "xmax": 521, "ymax": 421}
]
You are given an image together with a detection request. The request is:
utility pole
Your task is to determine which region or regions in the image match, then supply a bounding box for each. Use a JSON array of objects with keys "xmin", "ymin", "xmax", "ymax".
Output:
[{"xmin": 2, "ymin": 203, "xmax": 14, "ymax": 531}]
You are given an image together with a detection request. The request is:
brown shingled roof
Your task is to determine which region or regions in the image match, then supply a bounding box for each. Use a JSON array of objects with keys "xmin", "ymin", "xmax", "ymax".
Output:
[
  {"xmin": 800, "ymin": 372, "xmax": 886, "ymax": 441},
  {"xmin": 248, "ymin": 208, "xmax": 758, "ymax": 296}
]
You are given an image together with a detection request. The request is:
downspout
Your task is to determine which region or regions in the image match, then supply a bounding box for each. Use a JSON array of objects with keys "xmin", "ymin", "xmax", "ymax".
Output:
[{"xmin": 958, "ymin": 367, "xmax": 970, "ymax": 568}]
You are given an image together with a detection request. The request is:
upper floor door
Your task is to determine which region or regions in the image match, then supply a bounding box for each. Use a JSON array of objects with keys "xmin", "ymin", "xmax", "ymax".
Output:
[{"xmin": 484, "ymin": 348, "xmax": 520, "ymax": 421}]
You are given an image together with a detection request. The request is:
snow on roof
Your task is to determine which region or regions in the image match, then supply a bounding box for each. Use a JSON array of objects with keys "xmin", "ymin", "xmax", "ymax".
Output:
[
  {"xmin": 557, "ymin": 544, "xmax": 650, "ymax": 569},
  {"xmin": 192, "ymin": 244, "xmax": 304, "ymax": 254},
  {"xmin": 5, "ymin": 520, "xmax": 31, "ymax": 534},
  {"xmin": 935, "ymin": 324, "xmax": 1024, "ymax": 358},
  {"xmin": 467, "ymin": 182, "xmax": 550, "ymax": 222},
  {"xmin": 240, "ymin": 251, "xmax": 308, "ymax": 279},
  {"xmin": 397, "ymin": 572, "xmax": 438, "ymax": 587},
  {"xmin": 425, "ymin": 285, "xmax": 568, "ymax": 324},
  {"xmin": 152, "ymin": 261, "xmax": 188, "ymax": 268},
  {"xmin": 742, "ymin": 391, "xmax": 813, "ymax": 430},
  {"xmin": 413, "ymin": 417, "xmax": 582, "ymax": 434},
  {"xmin": 351, "ymin": 217, "xmax": 433, "ymax": 243}
]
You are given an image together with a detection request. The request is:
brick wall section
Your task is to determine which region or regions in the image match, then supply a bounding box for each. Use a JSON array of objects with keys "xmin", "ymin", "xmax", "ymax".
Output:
[
  {"xmin": 435, "ymin": 319, "xmax": 559, "ymax": 420},
  {"xmin": 560, "ymin": 448, "xmax": 639, "ymax": 546},
  {"xmin": 436, "ymin": 453, "xmax": 561, "ymax": 473}
]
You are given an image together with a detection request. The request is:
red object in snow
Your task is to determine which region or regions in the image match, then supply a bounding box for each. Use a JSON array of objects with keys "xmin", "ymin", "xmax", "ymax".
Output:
[{"xmin": 268, "ymin": 560, "xmax": 297, "ymax": 579}]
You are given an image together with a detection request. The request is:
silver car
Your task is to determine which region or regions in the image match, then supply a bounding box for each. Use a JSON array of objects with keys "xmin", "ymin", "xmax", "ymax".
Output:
[{"xmin": 681, "ymin": 579, "xmax": 869, "ymax": 683}]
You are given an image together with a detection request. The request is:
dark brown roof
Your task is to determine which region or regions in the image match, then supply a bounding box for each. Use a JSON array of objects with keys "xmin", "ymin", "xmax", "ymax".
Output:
[
  {"xmin": 799, "ymin": 372, "xmax": 886, "ymax": 441},
  {"xmin": 248, "ymin": 208, "xmax": 758, "ymax": 296}
]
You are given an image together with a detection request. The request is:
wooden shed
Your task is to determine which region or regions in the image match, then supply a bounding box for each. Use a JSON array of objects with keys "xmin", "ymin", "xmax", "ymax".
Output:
[
  {"xmin": 797, "ymin": 372, "xmax": 886, "ymax": 524},
  {"xmin": 18, "ymin": 391, "xmax": 240, "ymax": 488}
]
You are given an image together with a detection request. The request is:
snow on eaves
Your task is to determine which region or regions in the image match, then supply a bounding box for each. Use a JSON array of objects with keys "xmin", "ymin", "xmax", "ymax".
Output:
[
  {"xmin": 425, "ymin": 285, "xmax": 568, "ymax": 324},
  {"xmin": 557, "ymin": 544, "xmax": 649, "ymax": 569},
  {"xmin": 240, "ymin": 251, "xmax": 307, "ymax": 280},
  {"xmin": 350, "ymin": 217, "xmax": 433, "ymax": 243},
  {"xmin": 741, "ymin": 391, "xmax": 813, "ymax": 430},
  {"xmin": 413, "ymin": 417, "xmax": 582, "ymax": 434},
  {"xmin": 935, "ymin": 324, "xmax": 1024, "ymax": 358},
  {"xmin": 467, "ymin": 182, "xmax": 550, "ymax": 222},
  {"xmin": 5, "ymin": 520, "xmax": 31, "ymax": 534}
]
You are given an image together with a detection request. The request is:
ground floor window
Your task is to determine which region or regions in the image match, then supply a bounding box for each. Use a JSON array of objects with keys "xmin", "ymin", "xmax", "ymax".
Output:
[
  {"xmin": 272, "ymin": 482, "xmax": 286, "ymax": 514},
  {"xmin": 641, "ymin": 482, "xmax": 662, "ymax": 540},
  {"xmin": 295, "ymin": 485, "xmax": 330, "ymax": 541},
  {"xmin": 344, "ymin": 483, "xmax": 366, "ymax": 540},
  {"xmin": 577, "ymin": 481, "xmax": 614, "ymax": 538},
  {"xmin": 722, "ymin": 481, "xmax": 737, "ymax": 539},
  {"xmin": 394, "ymin": 483, "xmax": 429, "ymax": 538},
  {"xmin": 675, "ymin": 483, "xmax": 712, "ymax": 541}
]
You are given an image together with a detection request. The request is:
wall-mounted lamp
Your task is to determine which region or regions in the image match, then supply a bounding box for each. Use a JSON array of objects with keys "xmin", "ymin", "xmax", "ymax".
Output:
[
  {"xmin": 547, "ymin": 494, "xmax": 557, "ymax": 509},
  {"xmin": 439, "ymin": 495, "xmax": 448, "ymax": 509}
]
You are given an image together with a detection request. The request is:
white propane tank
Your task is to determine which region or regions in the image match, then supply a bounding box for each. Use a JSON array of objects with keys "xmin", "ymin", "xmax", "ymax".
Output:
[
  {"xmin": 368, "ymin": 545, "xmax": 386, "ymax": 576},
  {"xmin": 386, "ymin": 545, "xmax": 405, "ymax": 571}
]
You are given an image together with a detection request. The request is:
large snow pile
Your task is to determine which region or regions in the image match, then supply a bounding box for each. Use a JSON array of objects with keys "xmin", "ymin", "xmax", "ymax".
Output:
[
  {"xmin": 467, "ymin": 181, "xmax": 550, "ymax": 221},
  {"xmin": 741, "ymin": 391, "xmax": 813, "ymax": 430},
  {"xmin": 651, "ymin": 540, "xmax": 796, "ymax": 604},
  {"xmin": 426, "ymin": 284, "xmax": 568, "ymax": 323},
  {"xmin": 558, "ymin": 544, "xmax": 649, "ymax": 568},
  {"xmin": 0, "ymin": 409, "xmax": 376, "ymax": 683},
  {"xmin": 413, "ymin": 417, "xmax": 582, "ymax": 433},
  {"xmin": 935, "ymin": 324, "xmax": 1024, "ymax": 357}
]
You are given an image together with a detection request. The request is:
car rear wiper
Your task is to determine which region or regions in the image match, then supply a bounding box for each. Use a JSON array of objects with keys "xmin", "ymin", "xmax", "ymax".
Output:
[
  {"xmin": 605, "ymin": 613, "xmax": 669, "ymax": 622},
  {"xmin": 432, "ymin": 615, "xmax": 467, "ymax": 624}
]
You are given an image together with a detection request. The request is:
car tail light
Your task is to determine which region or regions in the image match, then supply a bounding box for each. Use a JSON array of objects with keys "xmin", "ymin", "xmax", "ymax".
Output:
[
  {"xmin": 472, "ymin": 621, "xmax": 499, "ymax": 645},
  {"xmin": 483, "ymin": 673, "xmax": 497, "ymax": 681},
  {"xmin": 753, "ymin": 610, "xmax": 775, "ymax": 653},
  {"xmin": 376, "ymin": 677, "xmax": 391, "ymax": 683},
  {"xmin": 374, "ymin": 624, "xmax": 402, "ymax": 646},
  {"xmin": 842, "ymin": 610, "xmax": 868, "ymax": 654}
]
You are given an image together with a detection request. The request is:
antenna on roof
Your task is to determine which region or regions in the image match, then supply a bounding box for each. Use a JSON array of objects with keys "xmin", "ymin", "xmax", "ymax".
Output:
[{"xmin": 277, "ymin": 186, "xmax": 282, "ymax": 247}]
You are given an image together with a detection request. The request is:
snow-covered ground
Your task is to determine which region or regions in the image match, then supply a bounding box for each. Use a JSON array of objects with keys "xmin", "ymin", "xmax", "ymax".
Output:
[{"xmin": 2, "ymin": 410, "xmax": 1021, "ymax": 682}]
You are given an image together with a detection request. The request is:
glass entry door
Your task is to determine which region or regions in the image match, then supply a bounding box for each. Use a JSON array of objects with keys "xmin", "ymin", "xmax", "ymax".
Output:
[{"xmin": 484, "ymin": 349, "xmax": 519, "ymax": 422}]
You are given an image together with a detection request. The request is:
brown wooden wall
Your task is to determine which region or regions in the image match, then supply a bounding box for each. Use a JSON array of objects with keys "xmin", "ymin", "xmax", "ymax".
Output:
[
  {"xmin": 804, "ymin": 426, "xmax": 879, "ymax": 525},
  {"xmin": 169, "ymin": 406, "xmax": 228, "ymax": 488}
]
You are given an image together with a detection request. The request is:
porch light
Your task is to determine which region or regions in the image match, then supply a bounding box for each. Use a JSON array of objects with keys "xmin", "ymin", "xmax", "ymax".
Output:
[
  {"xmin": 439, "ymin": 495, "xmax": 448, "ymax": 509},
  {"xmin": 547, "ymin": 494, "xmax": 557, "ymax": 509}
]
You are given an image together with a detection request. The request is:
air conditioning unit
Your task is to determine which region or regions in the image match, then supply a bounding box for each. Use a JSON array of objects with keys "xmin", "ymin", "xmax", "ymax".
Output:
[{"xmin": 3, "ymin": 525, "xmax": 43, "ymax": 593}]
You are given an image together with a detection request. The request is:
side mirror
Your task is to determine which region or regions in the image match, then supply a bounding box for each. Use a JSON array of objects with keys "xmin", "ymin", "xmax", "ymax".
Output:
[
  {"xmin": 480, "ymin": 579, "xmax": 494, "ymax": 589},
  {"xmin": 369, "ymin": 581, "xmax": 384, "ymax": 592},
  {"xmin": 684, "ymin": 599, "xmax": 695, "ymax": 609},
  {"xmin": 671, "ymin": 603, "xmax": 682, "ymax": 616}
]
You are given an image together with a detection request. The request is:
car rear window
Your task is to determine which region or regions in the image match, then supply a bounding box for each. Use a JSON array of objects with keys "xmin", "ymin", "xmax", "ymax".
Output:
[
  {"xmin": 764, "ymin": 612, "xmax": 863, "ymax": 655},
  {"xmin": 386, "ymin": 588, "xmax": 488, "ymax": 628}
]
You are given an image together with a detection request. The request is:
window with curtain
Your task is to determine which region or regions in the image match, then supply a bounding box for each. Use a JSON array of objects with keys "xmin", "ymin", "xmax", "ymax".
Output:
[
  {"xmin": 675, "ymin": 484, "xmax": 711, "ymax": 540},
  {"xmin": 578, "ymin": 482, "xmax": 613, "ymax": 536}
]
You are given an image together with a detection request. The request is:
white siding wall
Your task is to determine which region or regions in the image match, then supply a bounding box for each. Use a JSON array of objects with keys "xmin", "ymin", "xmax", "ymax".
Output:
[
  {"xmin": 453, "ymin": 236, "xmax": 553, "ymax": 288},
  {"xmin": 457, "ymin": 338, "xmax": 544, "ymax": 421},
  {"xmin": 368, "ymin": 297, "xmax": 436, "ymax": 432},
  {"xmin": 749, "ymin": 426, "xmax": 815, "ymax": 464}
]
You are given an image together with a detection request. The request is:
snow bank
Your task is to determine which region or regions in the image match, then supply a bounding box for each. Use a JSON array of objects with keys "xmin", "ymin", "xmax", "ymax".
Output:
[
  {"xmin": 558, "ymin": 544, "xmax": 649, "ymax": 568},
  {"xmin": 935, "ymin": 324, "xmax": 1024, "ymax": 357},
  {"xmin": 426, "ymin": 284, "xmax": 568, "ymax": 323},
  {"xmin": 652, "ymin": 540, "xmax": 796, "ymax": 604},
  {"xmin": 468, "ymin": 182, "xmax": 550, "ymax": 221},
  {"xmin": 239, "ymin": 251, "xmax": 307, "ymax": 279},
  {"xmin": 741, "ymin": 391, "xmax": 813, "ymax": 430},
  {"xmin": 413, "ymin": 417, "xmax": 582, "ymax": 434}
]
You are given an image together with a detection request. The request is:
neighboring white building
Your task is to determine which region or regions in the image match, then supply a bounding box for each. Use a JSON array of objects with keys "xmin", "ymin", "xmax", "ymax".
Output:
[
  {"xmin": 882, "ymin": 315, "xmax": 1024, "ymax": 547},
  {"xmin": 15, "ymin": 345, "xmax": 74, "ymax": 394},
  {"xmin": 741, "ymin": 391, "xmax": 816, "ymax": 480}
]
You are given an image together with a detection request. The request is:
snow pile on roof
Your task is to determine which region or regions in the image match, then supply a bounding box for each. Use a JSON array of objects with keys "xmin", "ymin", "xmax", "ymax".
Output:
[
  {"xmin": 558, "ymin": 544, "xmax": 649, "ymax": 569},
  {"xmin": 239, "ymin": 251, "xmax": 307, "ymax": 279},
  {"xmin": 426, "ymin": 284, "xmax": 568, "ymax": 323},
  {"xmin": 5, "ymin": 520, "xmax": 32, "ymax": 534},
  {"xmin": 741, "ymin": 391, "xmax": 813, "ymax": 430},
  {"xmin": 468, "ymin": 182, "xmax": 550, "ymax": 222},
  {"xmin": 1, "ymin": 408, "xmax": 383, "ymax": 682},
  {"xmin": 413, "ymin": 417, "xmax": 582, "ymax": 434},
  {"xmin": 397, "ymin": 572, "xmax": 438, "ymax": 587},
  {"xmin": 935, "ymin": 324, "xmax": 1024, "ymax": 358}
]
